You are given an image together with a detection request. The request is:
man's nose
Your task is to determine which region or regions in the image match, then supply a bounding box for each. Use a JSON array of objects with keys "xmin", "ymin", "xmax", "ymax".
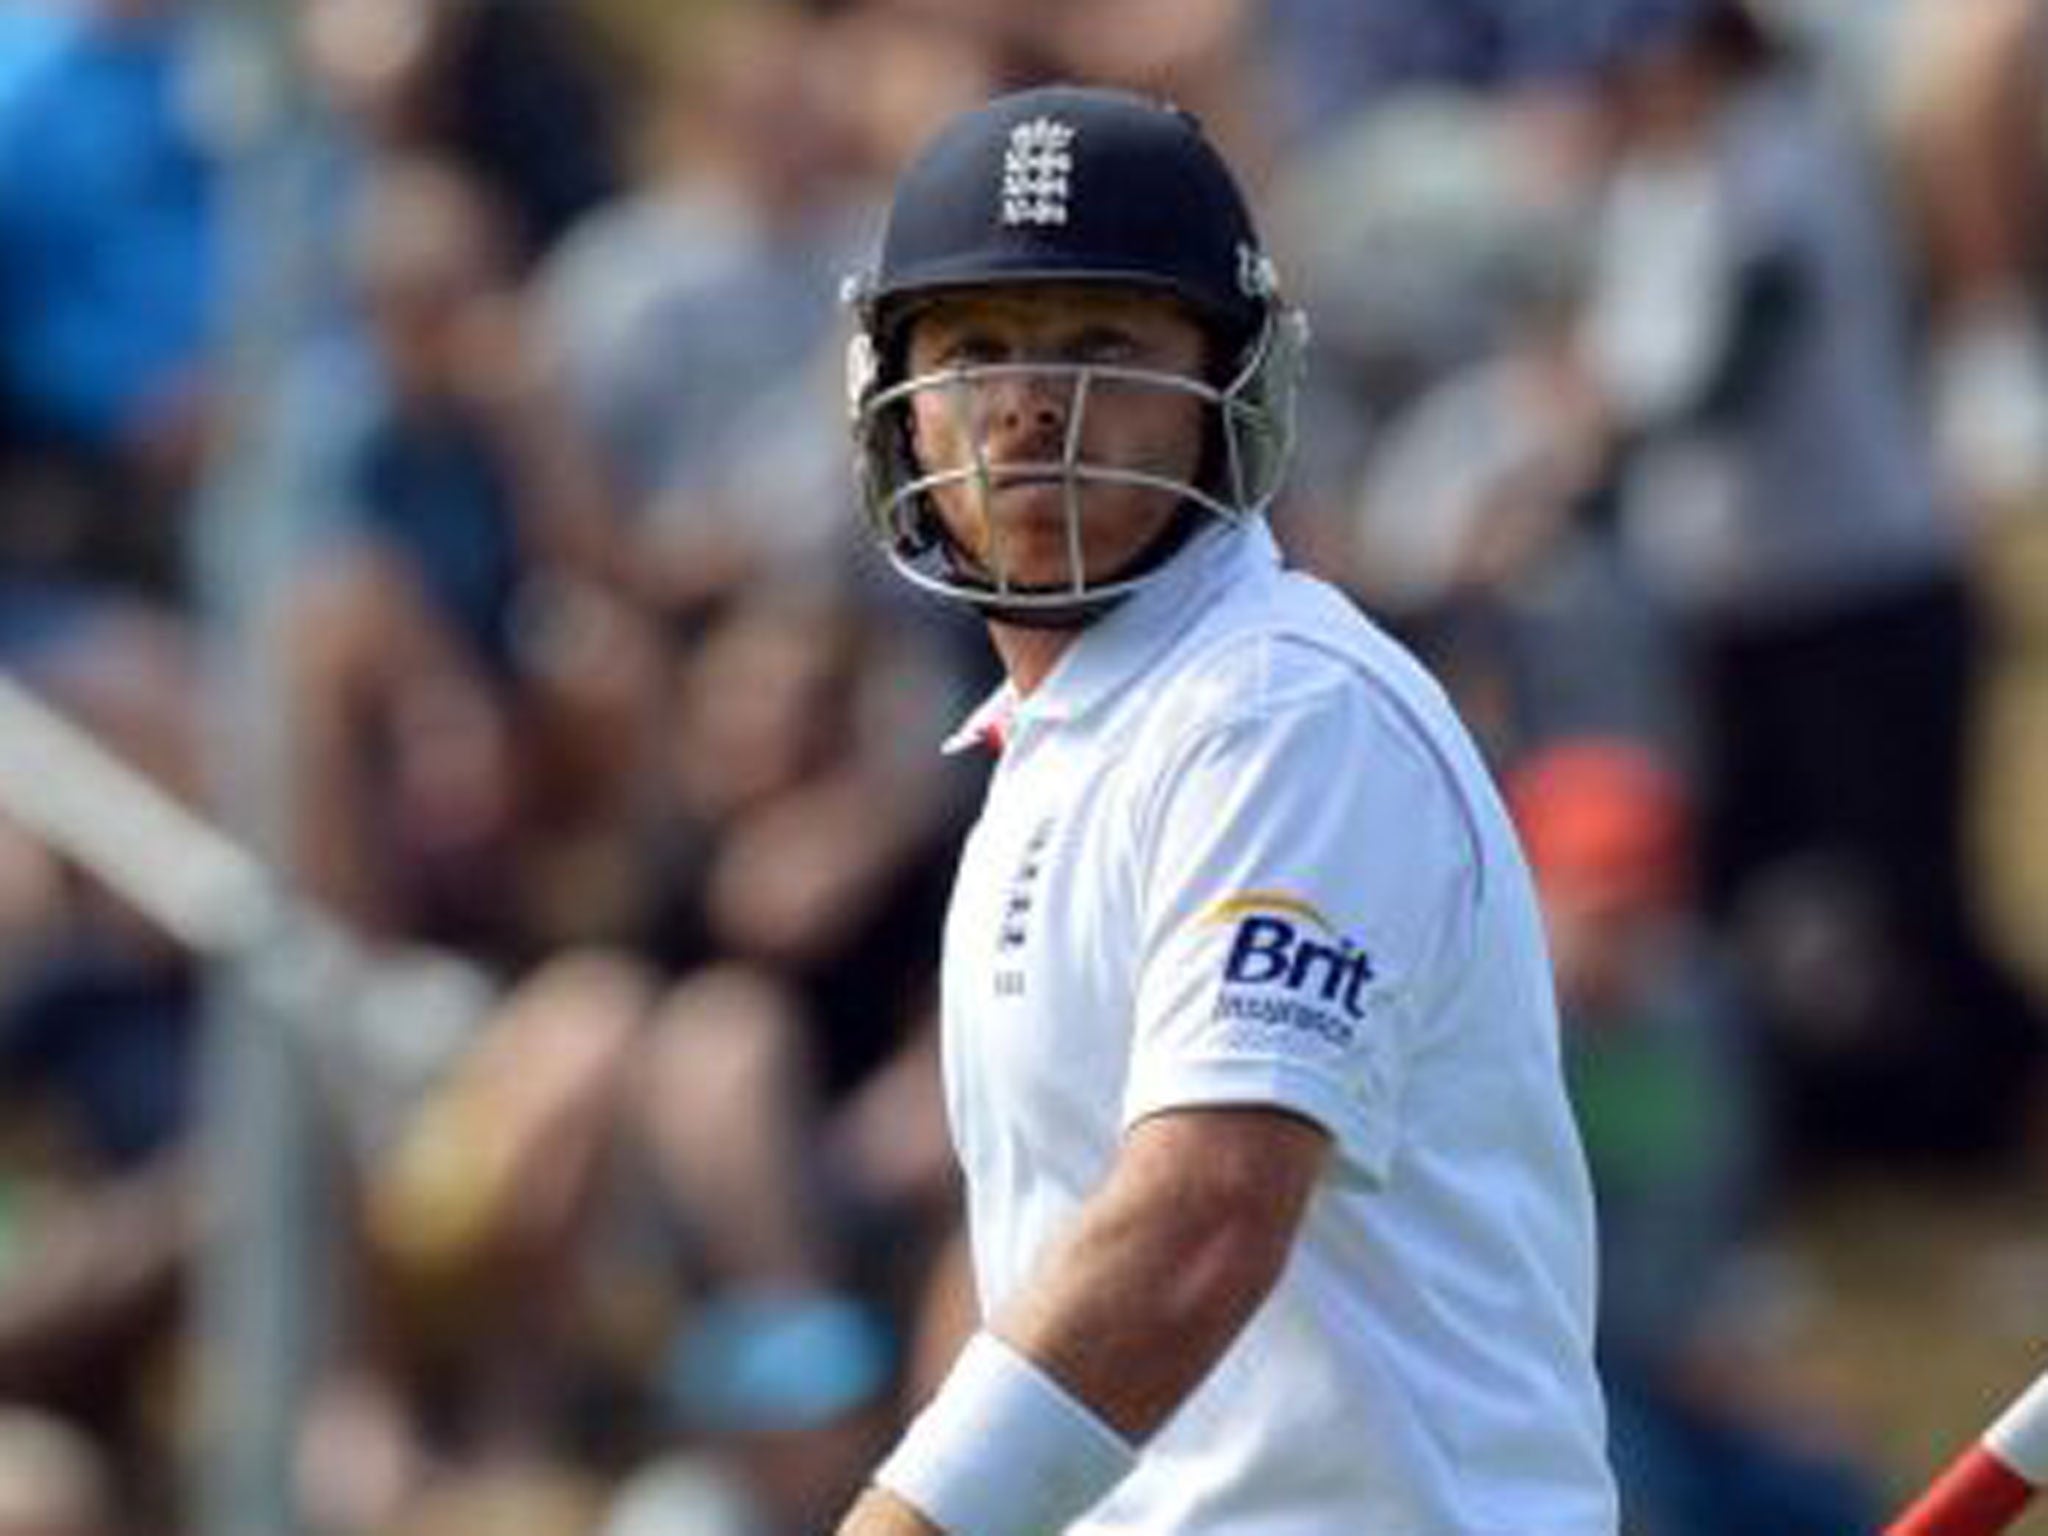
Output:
[{"xmin": 981, "ymin": 370, "xmax": 1073, "ymax": 447}]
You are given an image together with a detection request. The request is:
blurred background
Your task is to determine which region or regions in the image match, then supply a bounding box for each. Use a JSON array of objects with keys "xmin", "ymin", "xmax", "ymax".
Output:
[{"xmin": 0, "ymin": 0, "xmax": 2046, "ymax": 1531}]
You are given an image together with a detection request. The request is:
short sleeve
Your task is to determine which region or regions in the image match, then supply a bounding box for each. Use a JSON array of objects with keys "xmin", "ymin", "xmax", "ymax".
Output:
[{"xmin": 1122, "ymin": 650, "xmax": 1478, "ymax": 1188}]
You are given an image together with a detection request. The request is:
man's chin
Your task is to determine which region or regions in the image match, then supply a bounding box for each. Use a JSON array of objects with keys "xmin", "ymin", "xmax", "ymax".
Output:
[
  {"xmin": 972, "ymin": 517, "xmax": 1089, "ymax": 590},
  {"xmin": 965, "ymin": 565, "xmax": 1086, "ymax": 596}
]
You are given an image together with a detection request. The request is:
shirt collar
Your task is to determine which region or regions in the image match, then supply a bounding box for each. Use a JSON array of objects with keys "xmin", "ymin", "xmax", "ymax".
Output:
[
  {"xmin": 940, "ymin": 519, "xmax": 1281, "ymax": 754},
  {"xmin": 941, "ymin": 682, "xmax": 1019, "ymax": 756}
]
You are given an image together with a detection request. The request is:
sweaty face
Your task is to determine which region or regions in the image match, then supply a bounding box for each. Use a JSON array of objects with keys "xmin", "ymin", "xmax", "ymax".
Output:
[{"xmin": 902, "ymin": 285, "xmax": 1210, "ymax": 595}]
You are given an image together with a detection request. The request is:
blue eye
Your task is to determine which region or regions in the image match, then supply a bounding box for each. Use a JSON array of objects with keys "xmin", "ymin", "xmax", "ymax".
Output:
[{"xmin": 1067, "ymin": 330, "xmax": 1138, "ymax": 365}]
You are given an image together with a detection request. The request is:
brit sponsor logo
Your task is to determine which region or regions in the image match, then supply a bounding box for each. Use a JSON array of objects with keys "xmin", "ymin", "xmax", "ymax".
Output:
[{"xmin": 1205, "ymin": 892, "xmax": 1375, "ymax": 1046}]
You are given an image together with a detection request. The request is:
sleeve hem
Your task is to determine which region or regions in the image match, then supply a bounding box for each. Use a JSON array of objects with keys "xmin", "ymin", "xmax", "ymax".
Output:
[{"xmin": 1122, "ymin": 1055, "xmax": 1392, "ymax": 1188}]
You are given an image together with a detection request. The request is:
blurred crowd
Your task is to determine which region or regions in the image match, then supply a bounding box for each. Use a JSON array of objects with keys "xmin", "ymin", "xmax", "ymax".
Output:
[{"xmin": 0, "ymin": 0, "xmax": 2046, "ymax": 1532}]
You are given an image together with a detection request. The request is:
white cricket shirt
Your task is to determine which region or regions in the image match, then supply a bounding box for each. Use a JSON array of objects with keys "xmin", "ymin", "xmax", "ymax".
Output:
[{"xmin": 938, "ymin": 521, "xmax": 1617, "ymax": 1534}]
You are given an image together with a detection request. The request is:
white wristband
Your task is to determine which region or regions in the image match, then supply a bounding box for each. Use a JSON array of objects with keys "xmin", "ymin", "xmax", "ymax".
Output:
[{"xmin": 875, "ymin": 1331, "xmax": 1137, "ymax": 1536}]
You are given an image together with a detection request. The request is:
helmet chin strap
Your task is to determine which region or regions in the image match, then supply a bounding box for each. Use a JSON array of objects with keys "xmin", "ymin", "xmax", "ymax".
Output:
[{"xmin": 953, "ymin": 501, "xmax": 1218, "ymax": 630}]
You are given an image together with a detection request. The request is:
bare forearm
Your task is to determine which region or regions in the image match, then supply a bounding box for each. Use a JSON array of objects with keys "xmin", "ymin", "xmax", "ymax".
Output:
[
  {"xmin": 994, "ymin": 1130, "xmax": 1306, "ymax": 1439},
  {"xmin": 844, "ymin": 1108, "xmax": 1327, "ymax": 1534},
  {"xmin": 1004, "ymin": 1107, "xmax": 1328, "ymax": 1442}
]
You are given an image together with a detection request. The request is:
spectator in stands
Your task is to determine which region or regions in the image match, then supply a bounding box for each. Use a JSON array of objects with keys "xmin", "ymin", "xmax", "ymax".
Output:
[
  {"xmin": 0, "ymin": 596, "xmax": 208, "ymax": 1535},
  {"xmin": 0, "ymin": 894, "xmax": 199, "ymax": 1532},
  {"xmin": 0, "ymin": 0, "xmax": 218, "ymax": 604},
  {"xmin": 1576, "ymin": 0, "xmax": 2043, "ymax": 1161},
  {"xmin": 326, "ymin": 578, "xmax": 971, "ymax": 1534},
  {"xmin": 630, "ymin": 579, "xmax": 970, "ymax": 1277},
  {"xmin": 274, "ymin": 155, "xmax": 648, "ymax": 959},
  {"xmin": 1321, "ymin": 93, "xmax": 1689, "ymax": 765},
  {"xmin": 296, "ymin": 0, "xmax": 623, "ymax": 269},
  {"xmin": 1258, "ymin": 0, "xmax": 1700, "ymax": 150},
  {"xmin": 1509, "ymin": 736, "xmax": 1882, "ymax": 1536},
  {"xmin": 1883, "ymin": 0, "xmax": 2048, "ymax": 1028},
  {"xmin": 534, "ymin": 3, "xmax": 878, "ymax": 621}
]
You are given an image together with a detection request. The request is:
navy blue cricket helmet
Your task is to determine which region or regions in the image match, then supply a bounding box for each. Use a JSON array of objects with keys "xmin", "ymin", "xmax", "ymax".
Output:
[{"xmin": 846, "ymin": 85, "xmax": 1308, "ymax": 622}]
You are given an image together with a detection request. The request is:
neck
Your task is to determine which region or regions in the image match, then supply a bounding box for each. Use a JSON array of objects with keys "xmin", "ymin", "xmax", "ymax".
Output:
[{"xmin": 988, "ymin": 621, "xmax": 1079, "ymax": 696}]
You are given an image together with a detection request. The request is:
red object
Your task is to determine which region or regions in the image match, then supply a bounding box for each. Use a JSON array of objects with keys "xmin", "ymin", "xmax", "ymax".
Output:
[
  {"xmin": 1887, "ymin": 1445, "xmax": 2038, "ymax": 1535},
  {"xmin": 1503, "ymin": 738, "xmax": 1693, "ymax": 913}
]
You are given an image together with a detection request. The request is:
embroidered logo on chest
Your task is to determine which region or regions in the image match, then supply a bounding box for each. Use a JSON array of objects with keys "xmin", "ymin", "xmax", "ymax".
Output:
[{"xmin": 993, "ymin": 814, "xmax": 1057, "ymax": 997}]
